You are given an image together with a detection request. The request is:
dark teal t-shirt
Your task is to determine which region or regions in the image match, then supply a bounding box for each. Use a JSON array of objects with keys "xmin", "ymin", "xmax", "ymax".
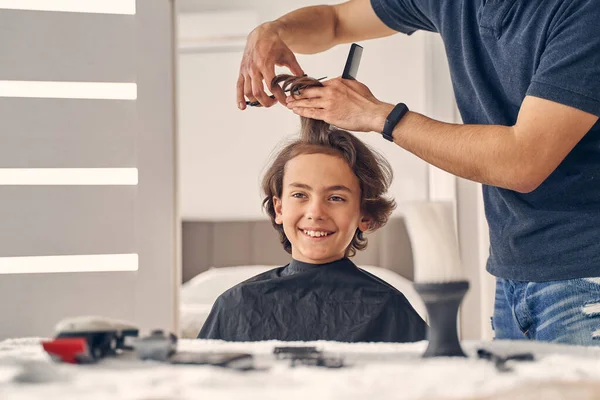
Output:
[{"xmin": 371, "ymin": 0, "xmax": 600, "ymax": 281}]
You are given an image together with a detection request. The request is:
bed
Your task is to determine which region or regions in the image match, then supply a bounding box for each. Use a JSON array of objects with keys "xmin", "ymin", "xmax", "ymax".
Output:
[{"xmin": 180, "ymin": 217, "xmax": 426, "ymax": 339}]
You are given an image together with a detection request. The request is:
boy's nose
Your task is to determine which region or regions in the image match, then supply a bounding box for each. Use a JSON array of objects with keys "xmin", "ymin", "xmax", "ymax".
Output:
[{"xmin": 306, "ymin": 200, "xmax": 326, "ymax": 220}]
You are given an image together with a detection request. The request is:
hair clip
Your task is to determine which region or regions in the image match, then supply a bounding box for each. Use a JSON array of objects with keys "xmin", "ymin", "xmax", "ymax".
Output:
[{"xmin": 245, "ymin": 76, "xmax": 328, "ymax": 107}]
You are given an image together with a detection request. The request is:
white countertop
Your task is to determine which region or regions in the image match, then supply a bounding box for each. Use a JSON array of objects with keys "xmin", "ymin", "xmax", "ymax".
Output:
[{"xmin": 2, "ymin": 338, "xmax": 600, "ymax": 400}]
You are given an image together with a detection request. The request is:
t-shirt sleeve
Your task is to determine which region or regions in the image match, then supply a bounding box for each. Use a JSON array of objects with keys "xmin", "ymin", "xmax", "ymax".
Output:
[
  {"xmin": 527, "ymin": 0, "xmax": 600, "ymax": 117},
  {"xmin": 370, "ymin": 0, "xmax": 437, "ymax": 34}
]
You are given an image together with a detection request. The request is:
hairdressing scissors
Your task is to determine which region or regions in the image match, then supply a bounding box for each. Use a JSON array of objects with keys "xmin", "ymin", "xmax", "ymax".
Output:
[{"xmin": 245, "ymin": 76, "xmax": 328, "ymax": 107}]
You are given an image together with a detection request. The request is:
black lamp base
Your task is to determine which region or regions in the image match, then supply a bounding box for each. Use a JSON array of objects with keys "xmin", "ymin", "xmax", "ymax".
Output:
[{"xmin": 413, "ymin": 280, "xmax": 469, "ymax": 358}]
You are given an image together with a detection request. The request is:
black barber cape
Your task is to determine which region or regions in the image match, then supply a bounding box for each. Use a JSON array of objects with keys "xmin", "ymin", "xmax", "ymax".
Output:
[{"xmin": 197, "ymin": 258, "xmax": 427, "ymax": 342}]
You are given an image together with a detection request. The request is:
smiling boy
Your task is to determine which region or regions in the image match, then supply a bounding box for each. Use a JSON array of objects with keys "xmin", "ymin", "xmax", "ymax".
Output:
[
  {"xmin": 197, "ymin": 75, "xmax": 426, "ymax": 342},
  {"xmin": 274, "ymin": 152, "xmax": 369, "ymax": 265}
]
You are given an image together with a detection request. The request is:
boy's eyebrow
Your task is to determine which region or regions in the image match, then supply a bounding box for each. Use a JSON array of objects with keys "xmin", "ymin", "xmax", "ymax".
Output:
[{"xmin": 289, "ymin": 183, "xmax": 353, "ymax": 193}]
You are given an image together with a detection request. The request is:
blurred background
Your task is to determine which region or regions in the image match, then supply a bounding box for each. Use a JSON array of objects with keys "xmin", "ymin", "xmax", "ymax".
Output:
[{"xmin": 0, "ymin": 0, "xmax": 494, "ymax": 342}]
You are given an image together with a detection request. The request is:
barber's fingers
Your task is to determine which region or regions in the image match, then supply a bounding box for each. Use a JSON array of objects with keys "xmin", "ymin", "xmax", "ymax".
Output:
[
  {"xmin": 264, "ymin": 70, "xmax": 286, "ymax": 105},
  {"xmin": 322, "ymin": 77, "xmax": 346, "ymax": 87},
  {"xmin": 243, "ymin": 75, "xmax": 257, "ymax": 105},
  {"xmin": 239, "ymin": 68, "xmax": 278, "ymax": 108},
  {"xmin": 248, "ymin": 57, "xmax": 304, "ymax": 106},
  {"xmin": 268, "ymin": 55, "xmax": 305, "ymax": 105},
  {"xmin": 250, "ymin": 70, "xmax": 277, "ymax": 108},
  {"xmin": 244, "ymin": 48, "xmax": 304, "ymax": 108},
  {"xmin": 279, "ymin": 51, "xmax": 305, "ymax": 77},
  {"xmin": 286, "ymin": 78, "xmax": 374, "ymax": 108},
  {"xmin": 290, "ymin": 107, "xmax": 325, "ymax": 121},
  {"xmin": 323, "ymin": 77, "xmax": 360, "ymax": 92},
  {"xmin": 237, "ymin": 75, "xmax": 247, "ymax": 110},
  {"xmin": 287, "ymin": 97, "xmax": 327, "ymax": 110},
  {"xmin": 286, "ymin": 87, "xmax": 327, "ymax": 102},
  {"xmin": 330, "ymin": 76, "xmax": 376, "ymax": 99}
]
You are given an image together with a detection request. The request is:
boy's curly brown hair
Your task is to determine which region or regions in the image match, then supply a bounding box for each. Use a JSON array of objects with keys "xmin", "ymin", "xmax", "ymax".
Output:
[{"xmin": 261, "ymin": 74, "xmax": 396, "ymax": 258}]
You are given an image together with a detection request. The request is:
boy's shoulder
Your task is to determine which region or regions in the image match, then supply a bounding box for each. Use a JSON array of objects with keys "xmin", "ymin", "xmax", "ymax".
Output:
[
  {"xmin": 241, "ymin": 266, "xmax": 286, "ymax": 283},
  {"xmin": 351, "ymin": 266, "xmax": 418, "ymax": 305},
  {"xmin": 212, "ymin": 265, "xmax": 287, "ymax": 304},
  {"xmin": 213, "ymin": 261, "xmax": 410, "ymax": 305}
]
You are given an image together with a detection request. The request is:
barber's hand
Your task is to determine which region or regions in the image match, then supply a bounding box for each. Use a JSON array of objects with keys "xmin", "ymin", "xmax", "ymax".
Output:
[
  {"xmin": 238, "ymin": 23, "xmax": 305, "ymax": 110},
  {"xmin": 286, "ymin": 77, "xmax": 394, "ymax": 132}
]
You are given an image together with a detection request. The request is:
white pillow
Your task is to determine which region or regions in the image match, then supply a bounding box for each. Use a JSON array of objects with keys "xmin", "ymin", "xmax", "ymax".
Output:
[
  {"xmin": 180, "ymin": 265, "xmax": 277, "ymax": 338},
  {"xmin": 357, "ymin": 265, "xmax": 427, "ymax": 322}
]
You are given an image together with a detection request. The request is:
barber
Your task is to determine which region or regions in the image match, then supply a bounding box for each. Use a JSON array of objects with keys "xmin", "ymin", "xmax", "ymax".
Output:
[{"xmin": 236, "ymin": 0, "xmax": 600, "ymax": 345}]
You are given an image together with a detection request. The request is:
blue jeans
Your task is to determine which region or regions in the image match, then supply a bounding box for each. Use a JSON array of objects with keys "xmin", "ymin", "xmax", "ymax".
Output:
[{"xmin": 492, "ymin": 277, "xmax": 600, "ymax": 345}]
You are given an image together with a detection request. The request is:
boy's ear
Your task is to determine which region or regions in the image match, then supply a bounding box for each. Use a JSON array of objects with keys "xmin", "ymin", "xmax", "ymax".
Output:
[
  {"xmin": 273, "ymin": 196, "xmax": 283, "ymax": 225},
  {"xmin": 358, "ymin": 215, "xmax": 372, "ymax": 232}
]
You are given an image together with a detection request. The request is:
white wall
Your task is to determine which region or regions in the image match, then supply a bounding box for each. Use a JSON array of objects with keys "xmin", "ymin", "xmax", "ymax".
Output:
[{"xmin": 177, "ymin": 7, "xmax": 431, "ymax": 220}]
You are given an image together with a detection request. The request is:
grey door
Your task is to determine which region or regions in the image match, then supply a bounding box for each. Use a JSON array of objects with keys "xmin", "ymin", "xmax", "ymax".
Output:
[{"xmin": 0, "ymin": 1, "xmax": 178, "ymax": 339}]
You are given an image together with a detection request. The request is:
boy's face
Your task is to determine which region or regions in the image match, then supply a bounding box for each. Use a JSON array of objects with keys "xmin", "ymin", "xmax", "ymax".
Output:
[{"xmin": 273, "ymin": 153, "xmax": 370, "ymax": 264}]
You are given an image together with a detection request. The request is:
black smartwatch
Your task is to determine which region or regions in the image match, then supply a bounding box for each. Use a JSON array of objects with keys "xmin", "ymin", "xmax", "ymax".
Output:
[{"xmin": 382, "ymin": 103, "xmax": 409, "ymax": 142}]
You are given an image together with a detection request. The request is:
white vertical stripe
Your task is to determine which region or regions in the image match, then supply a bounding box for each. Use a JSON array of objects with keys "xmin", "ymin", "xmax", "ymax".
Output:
[
  {"xmin": 0, "ymin": 81, "xmax": 137, "ymax": 100},
  {"xmin": 0, "ymin": 0, "xmax": 135, "ymax": 15},
  {"xmin": 0, "ymin": 168, "xmax": 138, "ymax": 185},
  {"xmin": 583, "ymin": 303, "xmax": 600, "ymax": 316},
  {"xmin": 0, "ymin": 254, "xmax": 139, "ymax": 274}
]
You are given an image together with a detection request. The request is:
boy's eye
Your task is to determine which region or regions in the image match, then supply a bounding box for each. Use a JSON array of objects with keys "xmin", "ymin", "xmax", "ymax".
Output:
[
  {"xmin": 291, "ymin": 193, "xmax": 306, "ymax": 199},
  {"xmin": 329, "ymin": 195, "xmax": 345, "ymax": 202}
]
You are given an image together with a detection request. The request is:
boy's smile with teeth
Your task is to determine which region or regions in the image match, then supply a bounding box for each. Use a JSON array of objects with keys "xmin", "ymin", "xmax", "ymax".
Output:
[
  {"xmin": 301, "ymin": 229, "xmax": 334, "ymax": 238},
  {"xmin": 273, "ymin": 153, "xmax": 370, "ymax": 264}
]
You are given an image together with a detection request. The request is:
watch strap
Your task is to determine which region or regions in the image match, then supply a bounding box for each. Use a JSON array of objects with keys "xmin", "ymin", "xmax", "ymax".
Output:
[{"xmin": 382, "ymin": 103, "xmax": 409, "ymax": 142}]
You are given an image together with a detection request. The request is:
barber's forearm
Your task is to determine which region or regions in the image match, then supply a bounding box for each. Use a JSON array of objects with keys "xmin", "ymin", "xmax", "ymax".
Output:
[
  {"xmin": 373, "ymin": 105, "xmax": 534, "ymax": 193},
  {"xmin": 265, "ymin": 6, "xmax": 339, "ymax": 54}
]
